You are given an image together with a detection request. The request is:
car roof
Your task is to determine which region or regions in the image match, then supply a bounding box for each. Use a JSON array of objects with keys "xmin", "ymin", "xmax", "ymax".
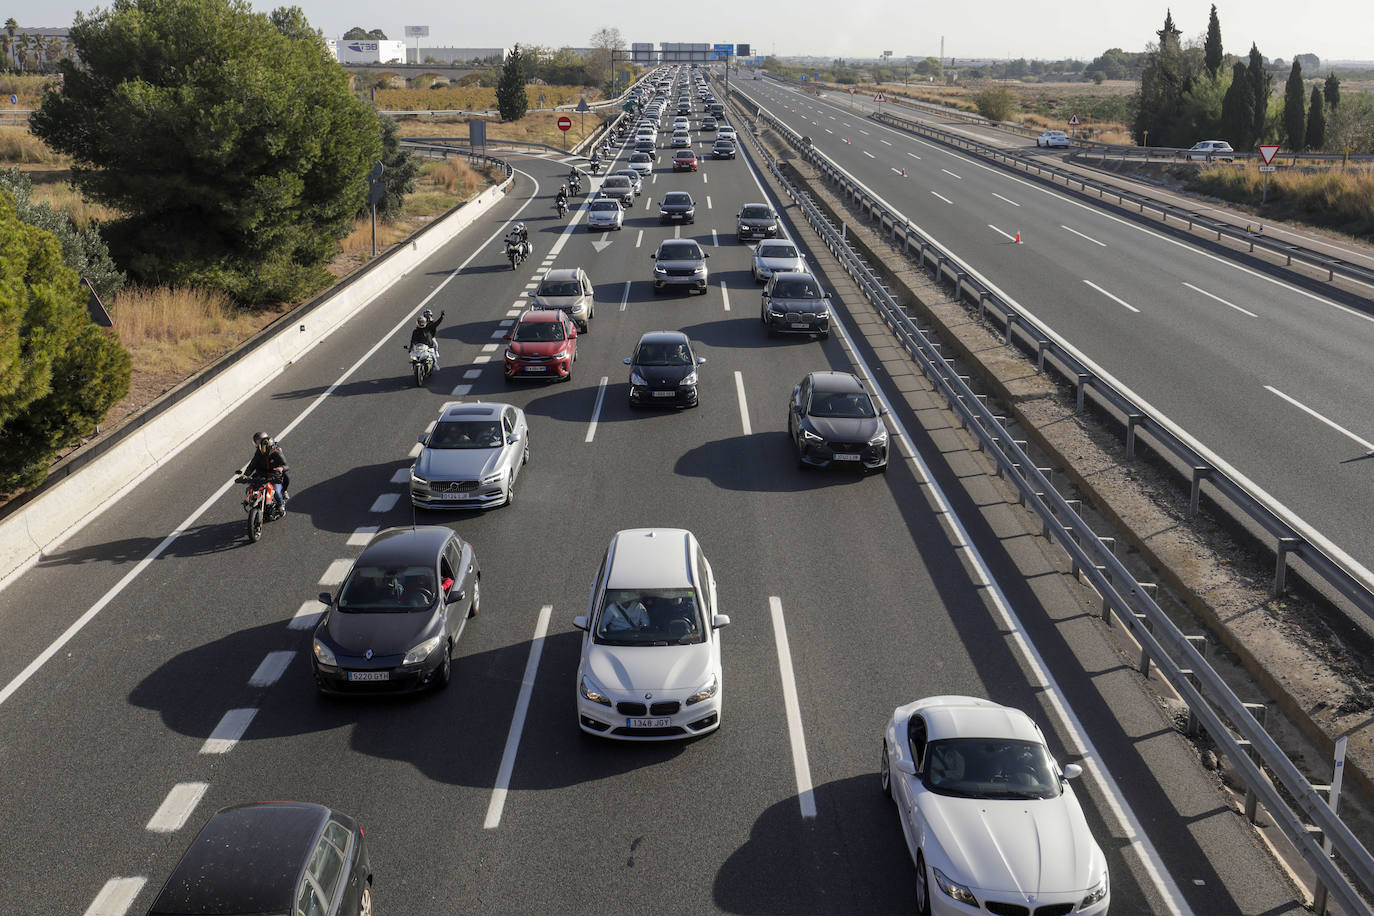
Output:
[
  {"xmin": 607, "ymin": 528, "xmax": 696, "ymax": 589},
  {"xmin": 147, "ymin": 802, "xmax": 332, "ymax": 914},
  {"xmin": 674, "ymin": 149, "xmax": 696, "ymax": 156},
  {"xmin": 359, "ymin": 526, "xmax": 454, "ymax": 566},
  {"xmin": 441, "ymin": 401, "xmax": 502, "ymax": 419},
  {"xmin": 517, "ymin": 309, "xmax": 562, "ymax": 322},
  {"xmin": 541, "ymin": 268, "xmax": 581, "ymax": 282},
  {"xmin": 637, "ymin": 329, "xmax": 690, "ymax": 345},
  {"xmin": 808, "ymin": 369, "xmax": 864, "ymax": 393},
  {"xmin": 918, "ymin": 698, "xmax": 1043, "ymax": 744}
]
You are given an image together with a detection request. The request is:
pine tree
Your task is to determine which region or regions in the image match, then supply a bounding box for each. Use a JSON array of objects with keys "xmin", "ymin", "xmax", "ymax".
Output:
[
  {"xmin": 1247, "ymin": 44, "xmax": 1271, "ymax": 142},
  {"xmin": 1283, "ymin": 60, "xmax": 1306, "ymax": 148},
  {"xmin": 496, "ymin": 45, "xmax": 529, "ymax": 122},
  {"xmin": 1305, "ymin": 86, "xmax": 1326, "ymax": 151},
  {"xmin": 1203, "ymin": 4, "xmax": 1223, "ymax": 78},
  {"xmin": 1324, "ymin": 72, "xmax": 1340, "ymax": 109},
  {"xmin": 1220, "ymin": 62, "xmax": 1255, "ymax": 148}
]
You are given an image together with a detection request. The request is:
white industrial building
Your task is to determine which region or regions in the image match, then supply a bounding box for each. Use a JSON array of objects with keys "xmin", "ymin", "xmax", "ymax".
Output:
[
  {"xmin": 326, "ymin": 38, "xmax": 407, "ymax": 64},
  {"xmin": 407, "ymin": 47, "xmax": 510, "ymax": 65}
]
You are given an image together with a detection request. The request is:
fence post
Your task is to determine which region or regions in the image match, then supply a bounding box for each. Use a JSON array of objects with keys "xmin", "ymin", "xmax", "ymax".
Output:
[{"xmin": 1274, "ymin": 537, "xmax": 1301, "ymax": 596}]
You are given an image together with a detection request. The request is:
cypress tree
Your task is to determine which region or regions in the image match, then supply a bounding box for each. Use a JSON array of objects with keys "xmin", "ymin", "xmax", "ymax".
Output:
[
  {"xmin": 496, "ymin": 44, "xmax": 529, "ymax": 122},
  {"xmin": 1247, "ymin": 44, "xmax": 1271, "ymax": 142},
  {"xmin": 1305, "ymin": 86, "xmax": 1325, "ymax": 151},
  {"xmin": 1135, "ymin": 10, "xmax": 1188, "ymax": 146},
  {"xmin": 1283, "ymin": 60, "xmax": 1305, "ymax": 148},
  {"xmin": 1220, "ymin": 61, "xmax": 1255, "ymax": 148},
  {"xmin": 1203, "ymin": 4, "xmax": 1224, "ymax": 78},
  {"xmin": 1324, "ymin": 72, "xmax": 1340, "ymax": 109}
]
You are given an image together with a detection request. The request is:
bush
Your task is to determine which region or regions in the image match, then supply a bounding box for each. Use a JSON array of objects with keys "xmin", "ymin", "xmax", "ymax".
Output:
[{"xmin": 974, "ymin": 86, "xmax": 1016, "ymax": 121}]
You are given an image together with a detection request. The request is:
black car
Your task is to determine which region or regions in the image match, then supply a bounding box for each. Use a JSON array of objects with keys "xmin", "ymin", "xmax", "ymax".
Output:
[
  {"xmin": 147, "ymin": 802, "xmax": 372, "ymax": 916},
  {"xmin": 625, "ymin": 330, "xmax": 706, "ymax": 408},
  {"xmin": 313, "ymin": 526, "xmax": 480, "ymax": 694},
  {"xmin": 737, "ymin": 203, "xmax": 779, "ymax": 241},
  {"xmin": 788, "ymin": 371, "xmax": 889, "ymax": 471},
  {"xmin": 761, "ymin": 271, "xmax": 831, "ymax": 338},
  {"xmin": 659, "ymin": 190, "xmax": 696, "ymax": 224},
  {"xmin": 712, "ymin": 139, "xmax": 736, "ymax": 160}
]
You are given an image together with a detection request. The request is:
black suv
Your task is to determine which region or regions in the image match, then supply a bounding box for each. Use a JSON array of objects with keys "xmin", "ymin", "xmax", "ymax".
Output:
[{"xmin": 737, "ymin": 203, "xmax": 779, "ymax": 241}]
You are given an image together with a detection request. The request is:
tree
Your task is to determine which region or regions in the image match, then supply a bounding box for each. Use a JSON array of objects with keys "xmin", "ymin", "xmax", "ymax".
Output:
[
  {"xmin": 496, "ymin": 44, "xmax": 528, "ymax": 122},
  {"xmin": 342, "ymin": 27, "xmax": 387, "ymax": 40},
  {"xmin": 1305, "ymin": 86, "xmax": 1325, "ymax": 151},
  {"xmin": 31, "ymin": 0, "xmax": 381, "ymax": 305},
  {"xmin": 973, "ymin": 86, "xmax": 1015, "ymax": 122},
  {"xmin": 1203, "ymin": 4, "xmax": 1223, "ymax": 78},
  {"xmin": 1324, "ymin": 72, "xmax": 1340, "ymax": 110},
  {"xmin": 588, "ymin": 27, "xmax": 625, "ymax": 90},
  {"xmin": 1135, "ymin": 11, "xmax": 1190, "ymax": 146},
  {"xmin": 1247, "ymin": 44, "xmax": 1272, "ymax": 142},
  {"xmin": 1283, "ymin": 60, "xmax": 1305, "ymax": 148},
  {"xmin": 0, "ymin": 169, "xmax": 124, "ymax": 301},
  {"xmin": 0, "ymin": 191, "xmax": 130, "ymax": 491},
  {"xmin": 361, "ymin": 117, "xmax": 419, "ymax": 222},
  {"xmin": 1220, "ymin": 62, "xmax": 1255, "ymax": 148},
  {"xmin": 1326, "ymin": 93, "xmax": 1374, "ymax": 154},
  {"xmin": 1295, "ymin": 53, "xmax": 1320, "ymax": 72},
  {"xmin": 3, "ymin": 18, "xmax": 14, "ymax": 70}
]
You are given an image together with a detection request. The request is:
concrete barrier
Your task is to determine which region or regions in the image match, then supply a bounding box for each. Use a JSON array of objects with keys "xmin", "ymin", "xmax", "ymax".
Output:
[{"xmin": 0, "ymin": 177, "xmax": 513, "ymax": 590}]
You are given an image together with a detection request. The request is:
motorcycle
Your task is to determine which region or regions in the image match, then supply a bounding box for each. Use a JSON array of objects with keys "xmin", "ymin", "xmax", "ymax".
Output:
[
  {"xmin": 569, "ymin": 174, "xmax": 582, "ymax": 195},
  {"xmin": 236, "ymin": 472, "xmax": 285, "ymax": 543},
  {"xmin": 556, "ymin": 197, "xmax": 568, "ymax": 219},
  {"xmin": 506, "ymin": 239, "xmax": 530, "ymax": 269},
  {"xmin": 588, "ymin": 157, "xmax": 602, "ymax": 175},
  {"xmin": 405, "ymin": 342, "xmax": 436, "ymax": 387}
]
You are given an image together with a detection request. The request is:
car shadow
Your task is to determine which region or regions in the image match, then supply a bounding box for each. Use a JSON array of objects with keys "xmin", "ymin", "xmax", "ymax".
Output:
[
  {"xmin": 128, "ymin": 624, "xmax": 682, "ymax": 789},
  {"xmin": 674, "ymin": 433, "xmax": 871, "ymax": 492},
  {"xmin": 445, "ymin": 318, "xmax": 510, "ymax": 347}
]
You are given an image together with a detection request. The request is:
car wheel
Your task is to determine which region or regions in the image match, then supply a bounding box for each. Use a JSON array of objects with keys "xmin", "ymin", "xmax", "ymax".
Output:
[
  {"xmin": 522, "ymin": 444, "xmax": 530, "ymax": 466},
  {"xmin": 437, "ymin": 641, "xmax": 453, "ymax": 689},
  {"xmin": 915, "ymin": 852, "xmax": 932, "ymax": 915},
  {"xmin": 360, "ymin": 883, "xmax": 374, "ymax": 916},
  {"xmin": 819, "ymin": 330, "xmax": 830, "ymax": 340},
  {"xmin": 505, "ymin": 474, "xmax": 517, "ymax": 505},
  {"xmin": 880, "ymin": 741, "xmax": 893, "ymax": 797},
  {"xmin": 468, "ymin": 575, "xmax": 481, "ymax": 617}
]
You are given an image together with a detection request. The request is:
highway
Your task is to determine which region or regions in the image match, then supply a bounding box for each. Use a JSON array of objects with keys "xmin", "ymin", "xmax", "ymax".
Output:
[
  {"xmin": 733, "ymin": 76, "xmax": 1374, "ymax": 585},
  {"xmin": 0, "ymin": 75, "xmax": 1307, "ymax": 914}
]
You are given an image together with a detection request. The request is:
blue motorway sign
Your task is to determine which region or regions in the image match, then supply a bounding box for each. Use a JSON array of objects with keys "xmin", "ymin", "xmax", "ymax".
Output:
[{"xmin": 713, "ymin": 43, "xmax": 734, "ymax": 53}]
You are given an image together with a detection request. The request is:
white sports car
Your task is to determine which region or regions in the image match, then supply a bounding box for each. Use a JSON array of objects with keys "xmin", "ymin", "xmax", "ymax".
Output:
[{"xmin": 880, "ymin": 696, "xmax": 1110, "ymax": 915}]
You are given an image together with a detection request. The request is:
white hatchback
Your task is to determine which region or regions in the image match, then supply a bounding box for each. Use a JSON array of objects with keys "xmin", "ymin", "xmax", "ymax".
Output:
[{"xmin": 574, "ymin": 529, "xmax": 729, "ymax": 740}]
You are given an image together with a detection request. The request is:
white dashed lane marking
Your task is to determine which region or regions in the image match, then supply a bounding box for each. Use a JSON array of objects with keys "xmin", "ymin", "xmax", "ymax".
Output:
[
  {"xmin": 146, "ymin": 782, "xmax": 208, "ymax": 833},
  {"xmin": 290, "ymin": 599, "xmax": 327, "ymax": 630},
  {"xmin": 248, "ymin": 651, "xmax": 295, "ymax": 688},
  {"xmin": 464, "ymin": 369, "xmax": 482, "ymax": 379},
  {"xmin": 451, "ymin": 383, "xmax": 472, "ymax": 396},
  {"xmin": 319, "ymin": 559, "xmax": 353, "ymax": 585},
  {"xmin": 83, "ymin": 877, "xmax": 147, "ymax": 916},
  {"xmin": 201, "ymin": 707, "xmax": 258, "ymax": 754},
  {"xmin": 388, "ymin": 469, "xmax": 409, "ymax": 484},
  {"xmin": 369, "ymin": 493, "xmax": 398, "ymax": 513},
  {"xmin": 348, "ymin": 524, "xmax": 380, "ymax": 544}
]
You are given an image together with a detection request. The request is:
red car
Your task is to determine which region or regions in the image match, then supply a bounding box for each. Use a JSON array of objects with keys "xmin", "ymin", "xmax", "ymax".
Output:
[
  {"xmin": 672, "ymin": 149, "xmax": 698, "ymax": 172},
  {"xmin": 504, "ymin": 310, "xmax": 578, "ymax": 382}
]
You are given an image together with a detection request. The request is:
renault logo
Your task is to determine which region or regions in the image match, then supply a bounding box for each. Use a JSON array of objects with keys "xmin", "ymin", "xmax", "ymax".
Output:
[{"xmin": 365, "ymin": 649, "xmax": 373, "ymax": 660}]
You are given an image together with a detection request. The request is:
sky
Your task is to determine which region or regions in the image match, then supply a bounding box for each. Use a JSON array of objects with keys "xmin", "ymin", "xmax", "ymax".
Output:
[{"xmin": 14, "ymin": 0, "xmax": 1374, "ymax": 63}]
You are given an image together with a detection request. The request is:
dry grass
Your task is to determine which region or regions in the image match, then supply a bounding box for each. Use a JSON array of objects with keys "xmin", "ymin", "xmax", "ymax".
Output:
[
  {"xmin": 866, "ymin": 78, "xmax": 1135, "ymax": 140},
  {"xmin": 109, "ymin": 286, "xmax": 272, "ymax": 376},
  {"xmin": 29, "ymin": 180, "xmax": 121, "ymax": 230},
  {"xmin": 0, "ymin": 128, "xmax": 63, "ymax": 164},
  {"xmin": 395, "ymin": 109, "xmax": 605, "ymax": 150},
  {"xmin": 1188, "ymin": 162, "xmax": 1374, "ymax": 239}
]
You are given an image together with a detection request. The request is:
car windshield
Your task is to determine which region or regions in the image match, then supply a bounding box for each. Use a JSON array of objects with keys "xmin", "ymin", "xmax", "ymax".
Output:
[
  {"xmin": 759, "ymin": 243, "xmax": 798, "ymax": 259},
  {"xmin": 428, "ymin": 419, "xmax": 503, "ymax": 449},
  {"xmin": 635, "ymin": 339, "xmax": 694, "ymax": 366},
  {"xmin": 715, "ymin": 141, "xmax": 734, "ymax": 148},
  {"xmin": 338, "ymin": 564, "xmax": 436, "ymax": 612},
  {"xmin": 809, "ymin": 390, "xmax": 876, "ymax": 419},
  {"xmin": 591, "ymin": 201, "xmax": 619, "ymax": 211},
  {"xmin": 658, "ymin": 242, "xmax": 701, "ymax": 260},
  {"xmin": 631, "ymin": 153, "xmax": 652, "ymax": 162},
  {"xmin": 921, "ymin": 738, "xmax": 1063, "ymax": 800},
  {"xmin": 741, "ymin": 206, "xmax": 772, "ymax": 219},
  {"xmin": 604, "ymin": 177, "xmax": 630, "ymax": 188},
  {"xmin": 538, "ymin": 280, "xmax": 581, "ymax": 297},
  {"xmin": 663, "ymin": 194, "xmax": 692, "ymax": 205},
  {"xmin": 594, "ymin": 588, "xmax": 705, "ymax": 646},
  {"xmin": 772, "ymin": 278, "xmax": 822, "ymax": 299},
  {"xmin": 675, "ymin": 151, "xmax": 695, "ymax": 159},
  {"xmin": 513, "ymin": 320, "xmax": 566, "ymax": 343}
]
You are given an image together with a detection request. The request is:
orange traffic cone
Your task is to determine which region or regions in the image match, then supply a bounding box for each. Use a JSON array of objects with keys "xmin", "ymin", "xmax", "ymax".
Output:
[{"xmin": 1014, "ymin": 230, "xmax": 1022, "ymax": 244}]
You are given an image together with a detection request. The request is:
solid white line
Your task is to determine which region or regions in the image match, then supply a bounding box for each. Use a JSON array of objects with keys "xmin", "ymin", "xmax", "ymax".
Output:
[
  {"xmin": 941, "ymin": 168, "xmax": 962, "ymax": 179},
  {"xmin": 930, "ymin": 191, "xmax": 953, "ymax": 205},
  {"xmin": 450, "ymin": 384, "xmax": 472, "ymax": 396},
  {"xmin": 289, "ymin": 599, "xmax": 326, "ymax": 630},
  {"xmin": 201, "ymin": 707, "xmax": 258, "ymax": 754},
  {"xmin": 619, "ymin": 280, "xmax": 631, "ymax": 312},
  {"xmin": 146, "ymin": 782, "xmax": 208, "ymax": 833},
  {"xmin": 248, "ymin": 650, "xmax": 294, "ymax": 687},
  {"xmin": 721, "ymin": 280, "xmax": 731, "ymax": 311},
  {"xmin": 484, "ymin": 604, "xmax": 552, "ymax": 829},
  {"xmin": 769, "ymin": 597, "xmax": 817, "ymax": 819},
  {"xmin": 1266, "ymin": 385, "xmax": 1374, "ymax": 451},
  {"xmin": 992, "ymin": 192, "xmax": 1021, "ymax": 207},
  {"xmin": 319, "ymin": 558, "xmax": 353, "ymax": 585},
  {"xmin": 369, "ymin": 493, "xmax": 399, "ymax": 512},
  {"xmin": 734, "ymin": 372, "xmax": 752, "ymax": 436},
  {"xmin": 988, "ymin": 225, "xmax": 1016, "ymax": 242},
  {"xmin": 1061, "ymin": 224, "xmax": 1107, "ymax": 247},
  {"xmin": 1083, "ymin": 279, "xmax": 1140, "ymax": 313},
  {"xmin": 83, "ymin": 877, "xmax": 146, "ymax": 916},
  {"xmin": 1183, "ymin": 281, "xmax": 1257, "ymax": 317},
  {"xmin": 585, "ymin": 377, "xmax": 608, "ymax": 443}
]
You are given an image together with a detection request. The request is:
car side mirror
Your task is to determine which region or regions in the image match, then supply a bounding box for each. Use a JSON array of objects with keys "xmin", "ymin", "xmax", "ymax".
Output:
[
  {"xmin": 703, "ymin": 252, "xmax": 710, "ymax": 258},
  {"xmin": 523, "ymin": 290, "xmax": 532, "ymax": 297},
  {"xmin": 696, "ymin": 356, "xmax": 707, "ymax": 365},
  {"xmin": 712, "ymin": 614, "xmax": 731, "ymax": 629},
  {"xmin": 418, "ymin": 433, "xmax": 428, "ymax": 445},
  {"xmin": 573, "ymin": 615, "xmax": 589, "ymax": 631},
  {"xmin": 318, "ymin": 591, "xmax": 333, "ymax": 606},
  {"xmin": 1062, "ymin": 763, "xmax": 1083, "ymax": 781},
  {"xmin": 649, "ymin": 253, "xmax": 656, "ymax": 259},
  {"xmin": 894, "ymin": 757, "xmax": 917, "ymax": 776}
]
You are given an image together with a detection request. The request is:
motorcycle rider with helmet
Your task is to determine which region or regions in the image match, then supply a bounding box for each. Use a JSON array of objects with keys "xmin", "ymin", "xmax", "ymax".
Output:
[
  {"xmin": 408, "ymin": 308, "xmax": 444, "ymax": 368},
  {"xmin": 241, "ymin": 432, "xmax": 289, "ymax": 513}
]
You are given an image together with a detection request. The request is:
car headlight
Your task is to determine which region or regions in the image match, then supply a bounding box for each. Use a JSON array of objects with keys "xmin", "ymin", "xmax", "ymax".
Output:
[
  {"xmin": 552, "ymin": 350, "xmax": 569, "ymax": 360},
  {"xmin": 800, "ymin": 428, "xmax": 823, "ymax": 442},
  {"xmin": 932, "ymin": 867, "xmax": 978, "ymax": 906},
  {"xmin": 580, "ymin": 676, "xmax": 613, "ymax": 707},
  {"xmin": 693, "ymin": 265, "xmax": 706, "ymax": 275},
  {"xmin": 504, "ymin": 350, "xmax": 517, "ymax": 361},
  {"xmin": 312, "ymin": 639, "xmax": 338, "ymax": 667},
  {"xmin": 769, "ymin": 304, "xmax": 786, "ymax": 315},
  {"xmin": 679, "ymin": 371, "xmax": 698, "ymax": 387},
  {"xmin": 410, "ymin": 473, "xmax": 429, "ymax": 487},
  {"xmin": 403, "ymin": 635, "xmax": 444, "ymax": 666},
  {"xmin": 654, "ymin": 264, "xmax": 667, "ymax": 274},
  {"xmin": 630, "ymin": 371, "xmax": 648, "ymax": 386},
  {"xmin": 1081, "ymin": 871, "xmax": 1108, "ymax": 906},
  {"xmin": 868, "ymin": 427, "xmax": 888, "ymax": 446},
  {"xmin": 481, "ymin": 471, "xmax": 505, "ymax": 485},
  {"xmin": 684, "ymin": 673, "xmax": 718, "ymax": 705}
]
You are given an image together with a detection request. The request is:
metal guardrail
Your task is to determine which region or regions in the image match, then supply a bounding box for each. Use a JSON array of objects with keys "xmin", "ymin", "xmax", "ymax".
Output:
[
  {"xmin": 733, "ymin": 83, "xmax": 1374, "ymax": 915},
  {"xmin": 867, "ymin": 108, "xmax": 1374, "ymax": 290}
]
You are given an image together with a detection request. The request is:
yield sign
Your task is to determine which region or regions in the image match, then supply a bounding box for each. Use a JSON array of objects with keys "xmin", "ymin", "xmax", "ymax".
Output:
[
  {"xmin": 1068, "ymin": 113, "xmax": 1080, "ymax": 125},
  {"xmin": 1258, "ymin": 144, "xmax": 1281, "ymax": 165}
]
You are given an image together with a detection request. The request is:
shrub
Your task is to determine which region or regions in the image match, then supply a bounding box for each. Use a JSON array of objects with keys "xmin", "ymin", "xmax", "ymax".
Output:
[{"xmin": 974, "ymin": 86, "xmax": 1016, "ymax": 121}]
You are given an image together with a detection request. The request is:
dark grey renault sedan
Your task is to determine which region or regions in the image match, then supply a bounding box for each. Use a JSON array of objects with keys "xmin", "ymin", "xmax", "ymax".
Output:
[
  {"xmin": 788, "ymin": 371, "xmax": 889, "ymax": 471},
  {"xmin": 312, "ymin": 526, "xmax": 480, "ymax": 694},
  {"xmin": 147, "ymin": 801, "xmax": 372, "ymax": 916}
]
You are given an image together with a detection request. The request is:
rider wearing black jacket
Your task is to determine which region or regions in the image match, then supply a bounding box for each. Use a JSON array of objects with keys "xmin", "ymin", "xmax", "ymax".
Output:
[{"xmin": 242, "ymin": 432, "xmax": 290, "ymax": 508}]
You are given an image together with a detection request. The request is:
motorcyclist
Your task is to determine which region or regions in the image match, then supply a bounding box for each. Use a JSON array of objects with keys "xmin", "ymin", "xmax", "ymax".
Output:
[
  {"xmin": 408, "ymin": 308, "xmax": 444, "ymax": 368},
  {"xmin": 241, "ymin": 432, "xmax": 289, "ymax": 511},
  {"xmin": 505, "ymin": 228, "xmax": 530, "ymax": 262},
  {"xmin": 567, "ymin": 168, "xmax": 580, "ymax": 188}
]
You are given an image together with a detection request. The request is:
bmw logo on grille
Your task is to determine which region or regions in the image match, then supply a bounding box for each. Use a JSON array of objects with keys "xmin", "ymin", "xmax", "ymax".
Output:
[{"xmin": 365, "ymin": 649, "xmax": 373, "ymax": 660}]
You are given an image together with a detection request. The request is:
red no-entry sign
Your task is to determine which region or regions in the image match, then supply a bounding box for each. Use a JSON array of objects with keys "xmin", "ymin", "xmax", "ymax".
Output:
[{"xmin": 557, "ymin": 116, "xmax": 572, "ymax": 131}]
